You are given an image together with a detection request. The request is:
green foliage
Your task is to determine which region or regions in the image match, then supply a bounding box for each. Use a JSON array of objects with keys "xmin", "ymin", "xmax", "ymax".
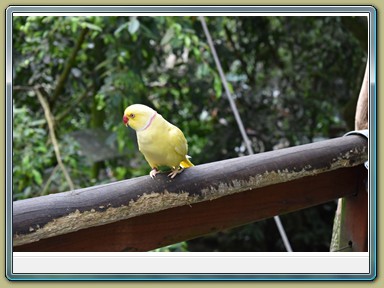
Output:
[
  {"xmin": 12, "ymin": 102, "xmax": 84, "ymax": 199},
  {"xmin": 12, "ymin": 15, "xmax": 366, "ymax": 251},
  {"xmin": 151, "ymin": 241, "xmax": 189, "ymax": 252},
  {"xmin": 13, "ymin": 104, "xmax": 49, "ymax": 199}
]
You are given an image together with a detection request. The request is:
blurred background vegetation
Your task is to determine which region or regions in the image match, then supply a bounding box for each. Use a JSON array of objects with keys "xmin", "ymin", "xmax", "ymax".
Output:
[{"xmin": 12, "ymin": 15, "xmax": 367, "ymax": 252}]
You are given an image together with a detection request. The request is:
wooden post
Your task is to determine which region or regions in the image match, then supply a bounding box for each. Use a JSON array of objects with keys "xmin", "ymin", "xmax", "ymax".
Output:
[{"xmin": 330, "ymin": 63, "xmax": 369, "ymax": 252}]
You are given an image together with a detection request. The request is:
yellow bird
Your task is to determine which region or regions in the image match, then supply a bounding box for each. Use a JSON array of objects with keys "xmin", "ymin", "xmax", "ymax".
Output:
[{"xmin": 123, "ymin": 104, "xmax": 194, "ymax": 178}]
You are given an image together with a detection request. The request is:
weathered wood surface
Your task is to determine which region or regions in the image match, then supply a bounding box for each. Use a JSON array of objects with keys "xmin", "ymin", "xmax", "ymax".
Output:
[
  {"xmin": 14, "ymin": 166, "xmax": 364, "ymax": 252},
  {"xmin": 13, "ymin": 135, "xmax": 367, "ymax": 250}
]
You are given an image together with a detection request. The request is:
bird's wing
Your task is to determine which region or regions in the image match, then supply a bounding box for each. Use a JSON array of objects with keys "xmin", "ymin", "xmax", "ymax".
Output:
[{"xmin": 168, "ymin": 125, "xmax": 188, "ymax": 157}]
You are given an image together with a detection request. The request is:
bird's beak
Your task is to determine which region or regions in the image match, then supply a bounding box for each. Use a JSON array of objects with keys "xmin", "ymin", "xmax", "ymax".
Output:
[{"xmin": 123, "ymin": 115, "xmax": 129, "ymax": 127}]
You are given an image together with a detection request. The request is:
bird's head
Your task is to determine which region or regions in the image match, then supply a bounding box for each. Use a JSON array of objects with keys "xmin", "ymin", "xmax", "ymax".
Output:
[{"xmin": 123, "ymin": 104, "xmax": 157, "ymax": 131}]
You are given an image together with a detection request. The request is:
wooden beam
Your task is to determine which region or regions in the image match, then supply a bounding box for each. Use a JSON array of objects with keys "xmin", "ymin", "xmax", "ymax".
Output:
[
  {"xmin": 13, "ymin": 135, "xmax": 367, "ymax": 249},
  {"xmin": 14, "ymin": 166, "xmax": 363, "ymax": 252}
]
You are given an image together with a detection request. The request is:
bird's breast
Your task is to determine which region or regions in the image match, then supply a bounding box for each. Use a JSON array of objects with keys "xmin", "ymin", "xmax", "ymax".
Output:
[{"xmin": 136, "ymin": 119, "xmax": 183, "ymax": 168}]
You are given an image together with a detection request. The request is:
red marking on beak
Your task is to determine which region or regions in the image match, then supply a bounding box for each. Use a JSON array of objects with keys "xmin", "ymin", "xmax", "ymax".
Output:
[{"xmin": 123, "ymin": 115, "xmax": 129, "ymax": 126}]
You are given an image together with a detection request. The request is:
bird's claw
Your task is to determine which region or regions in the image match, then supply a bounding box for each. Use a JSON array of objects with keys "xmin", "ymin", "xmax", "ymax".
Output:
[
  {"xmin": 149, "ymin": 168, "xmax": 160, "ymax": 179},
  {"xmin": 168, "ymin": 168, "xmax": 184, "ymax": 179},
  {"xmin": 150, "ymin": 167, "xmax": 184, "ymax": 179}
]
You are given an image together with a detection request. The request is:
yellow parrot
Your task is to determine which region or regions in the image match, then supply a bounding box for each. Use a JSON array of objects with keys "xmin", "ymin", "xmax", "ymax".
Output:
[{"xmin": 123, "ymin": 104, "xmax": 194, "ymax": 178}]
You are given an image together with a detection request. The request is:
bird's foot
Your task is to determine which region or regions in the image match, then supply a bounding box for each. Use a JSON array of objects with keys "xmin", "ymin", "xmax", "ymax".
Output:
[
  {"xmin": 168, "ymin": 168, "xmax": 184, "ymax": 179},
  {"xmin": 149, "ymin": 168, "xmax": 160, "ymax": 179}
]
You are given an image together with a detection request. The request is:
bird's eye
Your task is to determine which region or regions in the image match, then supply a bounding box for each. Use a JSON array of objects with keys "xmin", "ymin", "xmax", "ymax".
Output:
[{"xmin": 130, "ymin": 113, "xmax": 135, "ymax": 118}]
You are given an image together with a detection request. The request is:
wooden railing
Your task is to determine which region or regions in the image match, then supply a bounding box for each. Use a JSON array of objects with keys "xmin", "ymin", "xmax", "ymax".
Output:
[{"xmin": 13, "ymin": 135, "xmax": 368, "ymax": 252}]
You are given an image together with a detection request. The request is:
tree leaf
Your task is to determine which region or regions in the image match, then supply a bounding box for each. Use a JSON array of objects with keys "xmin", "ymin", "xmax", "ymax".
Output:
[
  {"xmin": 81, "ymin": 22, "xmax": 102, "ymax": 32},
  {"xmin": 114, "ymin": 22, "xmax": 129, "ymax": 36},
  {"xmin": 160, "ymin": 27, "xmax": 174, "ymax": 46},
  {"xmin": 184, "ymin": 36, "xmax": 191, "ymax": 48},
  {"xmin": 32, "ymin": 169, "xmax": 43, "ymax": 185},
  {"xmin": 128, "ymin": 18, "xmax": 140, "ymax": 35},
  {"xmin": 213, "ymin": 74, "xmax": 223, "ymax": 98}
]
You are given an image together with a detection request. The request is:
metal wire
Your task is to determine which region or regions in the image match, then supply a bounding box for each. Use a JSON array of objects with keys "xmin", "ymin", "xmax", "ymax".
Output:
[{"xmin": 199, "ymin": 16, "xmax": 293, "ymax": 252}]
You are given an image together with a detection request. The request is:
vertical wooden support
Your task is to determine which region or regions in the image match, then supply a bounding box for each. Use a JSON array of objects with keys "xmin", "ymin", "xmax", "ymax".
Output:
[
  {"xmin": 343, "ymin": 166, "xmax": 368, "ymax": 251},
  {"xmin": 330, "ymin": 63, "xmax": 369, "ymax": 252}
]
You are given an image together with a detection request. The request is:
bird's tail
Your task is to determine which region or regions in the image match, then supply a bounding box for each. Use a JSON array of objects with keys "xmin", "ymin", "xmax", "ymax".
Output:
[{"xmin": 180, "ymin": 155, "xmax": 194, "ymax": 168}]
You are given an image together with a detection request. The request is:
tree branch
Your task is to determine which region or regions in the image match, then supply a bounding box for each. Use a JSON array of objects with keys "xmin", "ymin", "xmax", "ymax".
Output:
[
  {"xmin": 35, "ymin": 86, "xmax": 75, "ymax": 192},
  {"xmin": 41, "ymin": 165, "xmax": 60, "ymax": 195},
  {"xmin": 50, "ymin": 28, "xmax": 89, "ymax": 110}
]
